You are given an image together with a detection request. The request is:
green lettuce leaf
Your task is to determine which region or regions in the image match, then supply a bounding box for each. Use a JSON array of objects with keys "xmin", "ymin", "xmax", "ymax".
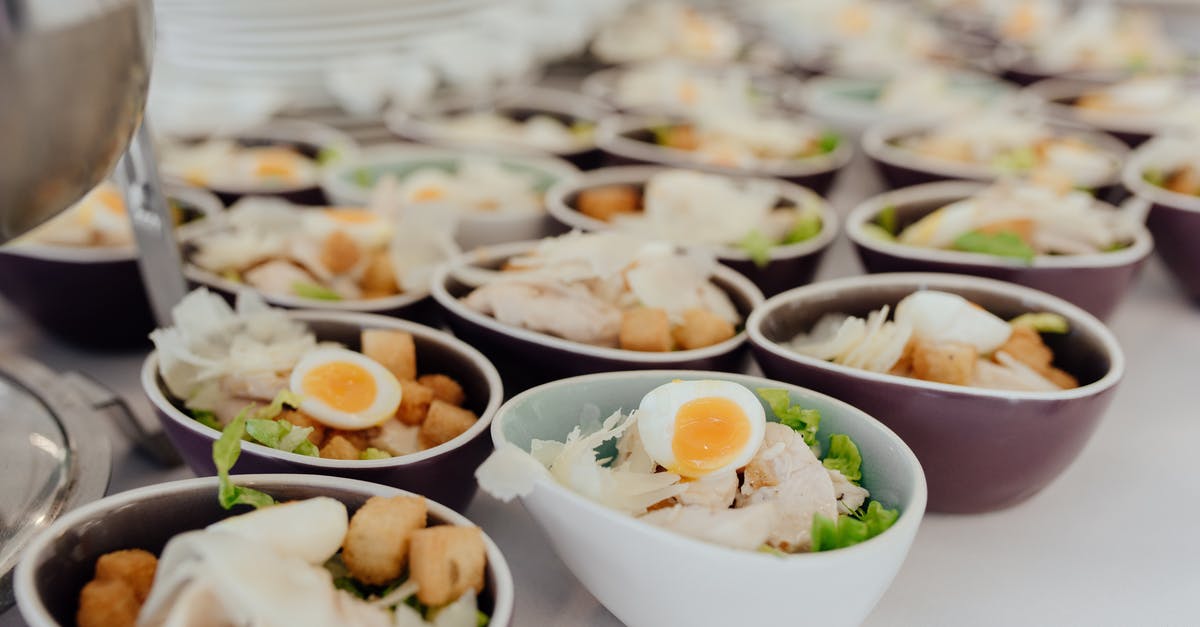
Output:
[
  {"xmin": 1143, "ymin": 169, "xmax": 1165, "ymax": 187},
  {"xmin": 821, "ymin": 434, "xmax": 863, "ymax": 482},
  {"xmin": 738, "ymin": 230, "xmax": 774, "ymax": 268},
  {"xmin": 992, "ymin": 146, "xmax": 1037, "ymax": 173},
  {"xmin": 784, "ymin": 209, "xmax": 822, "ymax": 244},
  {"xmin": 811, "ymin": 500, "xmax": 900, "ymax": 551},
  {"xmin": 478, "ymin": 610, "xmax": 491, "ymax": 627},
  {"xmin": 192, "ymin": 409, "xmax": 221, "ymax": 431},
  {"xmin": 360, "ymin": 447, "xmax": 391, "ymax": 460},
  {"xmin": 861, "ymin": 500, "xmax": 900, "ymax": 537},
  {"xmin": 1009, "ymin": 312, "xmax": 1070, "ymax": 334},
  {"xmin": 293, "ymin": 281, "xmax": 343, "ymax": 301},
  {"xmin": 876, "ymin": 205, "xmax": 898, "ymax": 235},
  {"xmin": 756, "ymin": 388, "xmax": 820, "ymax": 447},
  {"xmin": 213, "ymin": 411, "xmax": 277, "ymax": 510},
  {"xmin": 817, "ymin": 131, "xmax": 841, "ymax": 154},
  {"xmin": 952, "ymin": 230, "xmax": 1036, "ymax": 263}
]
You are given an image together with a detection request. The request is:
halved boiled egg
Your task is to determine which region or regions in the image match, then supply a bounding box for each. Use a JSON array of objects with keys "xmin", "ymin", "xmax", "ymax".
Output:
[
  {"xmin": 289, "ymin": 348, "xmax": 402, "ymax": 430},
  {"xmin": 301, "ymin": 207, "xmax": 393, "ymax": 249},
  {"xmin": 894, "ymin": 290, "xmax": 1012, "ymax": 353},
  {"xmin": 636, "ymin": 380, "xmax": 766, "ymax": 479}
]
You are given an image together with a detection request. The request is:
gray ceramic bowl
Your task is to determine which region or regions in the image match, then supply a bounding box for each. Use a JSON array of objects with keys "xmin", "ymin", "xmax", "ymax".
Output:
[
  {"xmin": 1122, "ymin": 137, "xmax": 1200, "ymax": 302},
  {"xmin": 861, "ymin": 116, "xmax": 1130, "ymax": 197},
  {"xmin": 595, "ymin": 114, "xmax": 852, "ymax": 196},
  {"xmin": 490, "ymin": 370, "xmax": 925, "ymax": 627},
  {"xmin": 747, "ymin": 273, "xmax": 1125, "ymax": 514},
  {"xmin": 430, "ymin": 240, "xmax": 765, "ymax": 393},
  {"xmin": 0, "ymin": 185, "xmax": 222, "ymax": 349},
  {"xmin": 845, "ymin": 181, "xmax": 1153, "ymax": 320},
  {"xmin": 14, "ymin": 474, "xmax": 513, "ymax": 627},
  {"xmin": 320, "ymin": 144, "xmax": 580, "ymax": 251},
  {"xmin": 142, "ymin": 311, "xmax": 504, "ymax": 512},
  {"xmin": 1025, "ymin": 77, "xmax": 1193, "ymax": 147},
  {"xmin": 544, "ymin": 165, "xmax": 838, "ymax": 297},
  {"xmin": 161, "ymin": 119, "xmax": 358, "ymax": 207},
  {"xmin": 386, "ymin": 86, "xmax": 610, "ymax": 170}
]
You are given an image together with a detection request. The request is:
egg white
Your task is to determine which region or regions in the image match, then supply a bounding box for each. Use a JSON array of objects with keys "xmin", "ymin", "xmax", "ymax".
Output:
[
  {"xmin": 289, "ymin": 348, "xmax": 402, "ymax": 430},
  {"xmin": 894, "ymin": 290, "xmax": 1012, "ymax": 353},
  {"xmin": 301, "ymin": 208, "xmax": 392, "ymax": 250},
  {"xmin": 635, "ymin": 379, "xmax": 766, "ymax": 479}
]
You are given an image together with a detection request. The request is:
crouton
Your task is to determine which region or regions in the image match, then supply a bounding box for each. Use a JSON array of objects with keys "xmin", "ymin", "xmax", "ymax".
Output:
[
  {"xmin": 576, "ymin": 185, "xmax": 641, "ymax": 222},
  {"xmin": 94, "ymin": 549, "xmax": 157, "ymax": 603},
  {"xmin": 1166, "ymin": 166, "xmax": 1200, "ymax": 196},
  {"xmin": 342, "ymin": 496, "xmax": 427, "ymax": 586},
  {"xmin": 889, "ymin": 339, "xmax": 916, "ymax": 377},
  {"xmin": 321, "ymin": 230, "xmax": 362, "ymax": 274},
  {"xmin": 77, "ymin": 579, "xmax": 140, "ymax": 627},
  {"xmin": 417, "ymin": 374, "xmax": 466, "ymax": 406},
  {"xmin": 323, "ymin": 428, "xmax": 375, "ymax": 451},
  {"xmin": 658, "ymin": 125, "xmax": 700, "ymax": 151},
  {"xmin": 977, "ymin": 218, "xmax": 1036, "ymax": 244},
  {"xmin": 360, "ymin": 250, "xmax": 400, "ymax": 296},
  {"xmin": 397, "ymin": 379, "xmax": 435, "ymax": 425},
  {"xmin": 671, "ymin": 309, "xmax": 735, "ymax": 350},
  {"xmin": 361, "ymin": 329, "xmax": 417, "ymax": 381},
  {"xmin": 995, "ymin": 326, "xmax": 1054, "ymax": 373},
  {"xmin": 911, "ymin": 341, "xmax": 977, "ymax": 386},
  {"xmin": 619, "ymin": 307, "xmax": 672, "ymax": 352},
  {"xmin": 278, "ymin": 409, "xmax": 326, "ymax": 446},
  {"xmin": 409, "ymin": 526, "xmax": 487, "ymax": 607},
  {"xmin": 320, "ymin": 435, "xmax": 361, "ymax": 460},
  {"xmin": 1044, "ymin": 367, "xmax": 1079, "ymax": 390},
  {"xmin": 370, "ymin": 419, "xmax": 422, "ymax": 456},
  {"xmin": 419, "ymin": 401, "xmax": 478, "ymax": 449}
]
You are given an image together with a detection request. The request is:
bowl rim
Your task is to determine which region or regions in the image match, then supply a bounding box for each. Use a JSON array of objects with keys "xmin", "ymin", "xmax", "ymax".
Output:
[
  {"xmin": 13, "ymin": 473, "xmax": 514, "ymax": 627},
  {"xmin": 746, "ymin": 272, "xmax": 1126, "ymax": 401},
  {"xmin": 844, "ymin": 180, "xmax": 1154, "ymax": 269},
  {"xmin": 383, "ymin": 86, "xmax": 609, "ymax": 157},
  {"xmin": 542, "ymin": 164, "xmax": 840, "ymax": 263},
  {"xmin": 595, "ymin": 113, "xmax": 854, "ymax": 178},
  {"xmin": 430, "ymin": 239, "xmax": 766, "ymax": 363},
  {"xmin": 488, "ymin": 369, "xmax": 927, "ymax": 563},
  {"xmin": 161, "ymin": 118, "xmax": 360, "ymax": 196},
  {"xmin": 0, "ymin": 184, "xmax": 224, "ymax": 263},
  {"xmin": 141, "ymin": 309, "xmax": 504, "ymax": 468},
  {"xmin": 1122, "ymin": 137, "xmax": 1200, "ymax": 214},
  {"xmin": 860, "ymin": 115, "xmax": 1129, "ymax": 187},
  {"xmin": 318, "ymin": 143, "xmax": 581, "ymax": 219},
  {"xmin": 579, "ymin": 60, "xmax": 807, "ymax": 116}
]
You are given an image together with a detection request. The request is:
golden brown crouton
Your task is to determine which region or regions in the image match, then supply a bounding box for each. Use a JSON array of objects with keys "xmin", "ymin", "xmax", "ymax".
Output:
[
  {"xmin": 94, "ymin": 549, "xmax": 158, "ymax": 603},
  {"xmin": 977, "ymin": 218, "xmax": 1036, "ymax": 244},
  {"xmin": 77, "ymin": 579, "xmax": 140, "ymax": 627},
  {"xmin": 1166, "ymin": 166, "xmax": 1200, "ymax": 196},
  {"xmin": 911, "ymin": 341, "xmax": 977, "ymax": 386},
  {"xmin": 362, "ymin": 329, "xmax": 417, "ymax": 381},
  {"xmin": 671, "ymin": 309, "xmax": 736, "ymax": 350},
  {"xmin": 360, "ymin": 250, "xmax": 400, "ymax": 296},
  {"xmin": 278, "ymin": 409, "xmax": 326, "ymax": 446},
  {"xmin": 417, "ymin": 374, "xmax": 466, "ymax": 406},
  {"xmin": 409, "ymin": 526, "xmax": 487, "ymax": 607},
  {"xmin": 995, "ymin": 326, "xmax": 1054, "ymax": 373},
  {"xmin": 888, "ymin": 339, "xmax": 916, "ymax": 377},
  {"xmin": 576, "ymin": 185, "xmax": 641, "ymax": 222},
  {"xmin": 619, "ymin": 307, "xmax": 672, "ymax": 352},
  {"xmin": 658, "ymin": 125, "xmax": 700, "ymax": 151},
  {"xmin": 323, "ymin": 428, "xmax": 376, "ymax": 451},
  {"xmin": 320, "ymin": 435, "xmax": 361, "ymax": 460},
  {"xmin": 397, "ymin": 379, "xmax": 436, "ymax": 425},
  {"xmin": 321, "ymin": 230, "xmax": 362, "ymax": 274},
  {"xmin": 419, "ymin": 401, "xmax": 478, "ymax": 449},
  {"xmin": 342, "ymin": 496, "xmax": 427, "ymax": 586}
]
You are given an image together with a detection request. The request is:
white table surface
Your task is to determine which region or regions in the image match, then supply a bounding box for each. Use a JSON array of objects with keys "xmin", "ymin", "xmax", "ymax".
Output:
[{"xmin": 3, "ymin": 156, "xmax": 1199, "ymax": 627}]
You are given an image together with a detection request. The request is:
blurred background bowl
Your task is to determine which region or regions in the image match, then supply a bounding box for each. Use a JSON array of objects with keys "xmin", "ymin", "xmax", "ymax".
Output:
[
  {"xmin": 15, "ymin": 474, "xmax": 513, "ymax": 627},
  {"xmin": 1123, "ymin": 138, "xmax": 1200, "ymax": 303},
  {"xmin": 844, "ymin": 181, "xmax": 1153, "ymax": 320},
  {"xmin": 748, "ymin": 273, "xmax": 1124, "ymax": 514},
  {"xmin": 490, "ymin": 369, "xmax": 925, "ymax": 627},
  {"xmin": 545, "ymin": 165, "xmax": 838, "ymax": 296},
  {"xmin": 142, "ymin": 311, "xmax": 503, "ymax": 512}
]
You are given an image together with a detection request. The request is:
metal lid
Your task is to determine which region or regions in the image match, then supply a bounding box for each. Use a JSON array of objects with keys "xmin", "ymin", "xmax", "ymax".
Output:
[{"xmin": 0, "ymin": 354, "xmax": 111, "ymax": 611}]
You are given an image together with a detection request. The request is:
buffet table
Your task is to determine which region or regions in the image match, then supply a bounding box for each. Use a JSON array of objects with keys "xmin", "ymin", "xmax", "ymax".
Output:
[{"xmin": 2, "ymin": 159, "xmax": 1198, "ymax": 626}]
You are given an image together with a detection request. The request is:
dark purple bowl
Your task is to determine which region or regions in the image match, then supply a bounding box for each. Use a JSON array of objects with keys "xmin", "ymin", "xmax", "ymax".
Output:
[
  {"xmin": 430, "ymin": 240, "xmax": 765, "ymax": 393},
  {"xmin": 595, "ymin": 114, "xmax": 851, "ymax": 196},
  {"xmin": 747, "ymin": 272, "xmax": 1125, "ymax": 514},
  {"xmin": 386, "ymin": 86, "xmax": 610, "ymax": 171},
  {"xmin": 162, "ymin": 120, "xmax": 358, "ymax": 207},
  {"xmin": 544, "ymin": 165, "xmax": 838, "ymax": 297},
  {"xmin": 142, "ymin": 311, "xmax": 503, "ymax": 512},
  {"xmin": 861, "ymin": 117, "xmax": 1130, "ymax": 200},
  {"xmin": 1123, "ymin": 139, "xmax": 1200, "ymax": 302},
  {"xmin": 14, "ymin": 474, "xmax": 514, "ymax": 627},
  {"xmin": 0, "ymin": 186, "xmax": 222, "ymax": 350},
  {"xmin": 845, "ymin": 181, "xmax": 1153, "ymax": 320}
]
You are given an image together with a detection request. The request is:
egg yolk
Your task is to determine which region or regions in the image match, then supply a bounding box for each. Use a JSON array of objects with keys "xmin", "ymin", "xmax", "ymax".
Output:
[
  {"xmin": 671, "ymin": 396, "xmax": 751, "ymax": 476},
  {"xmin": 325, "ymin": 208, "xmax": 378, "ymax": 224},
  {"xmin": 301, "ymin": 361, "xmax": 377, "ymax": 413},
  {"xmin": 411, "ymin": 186, "xmax": 445, "ymax": 202},
  {"xmin": 253, "ymin": 150, "xmax": 299, "ymax": 180}
]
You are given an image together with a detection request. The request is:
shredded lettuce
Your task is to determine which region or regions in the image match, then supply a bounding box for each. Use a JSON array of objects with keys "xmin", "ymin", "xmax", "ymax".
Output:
[
  {"xmin": 952, "ymin": 230, "xmax": 1036, "ymax": 263},
  {"xmin": 876, "ymin": 205, "xmax": 898, "ymax": 235},
  {"xmin": 784, "ymin": 209, "xmax": 822, "ymax": 245},
  {"xmin": 316, "ymin": 146, "xmax": 342, "ymax": 165},
  {"xmin": 1143, "ymin": 169, "xmax": 1165, "ymax": 187},
  {"xmin": 737, "ymin": 229, "xmax": 774, "ymax": 268},
  {"xmin": 821, "ymin": 434, "xmax": 862, "ymax": 482},
  {"xmin": 1009, "ymin": 312, "xmax": 1070, "ymax": 334},
  {"xmin": 213, "ymin": 410, "xmax": 278, "ymax": 510},
  {"xmin": 246, "ymin": 418, "xmax": 318, "ymax": 457},
  {"xmin": 293, "ymin": 281, "xmax": 343, "ymax": 301},
  {"xmin": 360, "ymin": 448, "xmax": 391, "ymax": 460},
  {"xmin": 817, "ymin": 131, "xmax": 841, "ymax": 154},
  {"xmin": 756, "ymin": 388, "xmax": 820, "ymax": 447},
  {"xmin": 811, "ymin": 501, "xmax": 899, "ymax": 551},
  {"xmin": 477, "ymin": 610, "xmax": 490, "ymax": 626},
  {"xmin": 192, "ymin": 409, "xmax": 221, "ymax": 431}
]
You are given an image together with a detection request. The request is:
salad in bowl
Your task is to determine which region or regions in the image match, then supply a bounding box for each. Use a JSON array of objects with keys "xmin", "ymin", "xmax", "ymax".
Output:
[
  {"xmin": 589, "ymin": 1, "xmax": 744, "ymax": 65},
  {"xmin": 1123, "ymin": 137, "xmax": 1200, "ymax": 301},
  {"xmin": 581, "ymin": 60, "xmax": 803, "ymax": 117},
  {"xmin": 1032, "ymin": 75, "xmax": 1200, "ymax": 146}
]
